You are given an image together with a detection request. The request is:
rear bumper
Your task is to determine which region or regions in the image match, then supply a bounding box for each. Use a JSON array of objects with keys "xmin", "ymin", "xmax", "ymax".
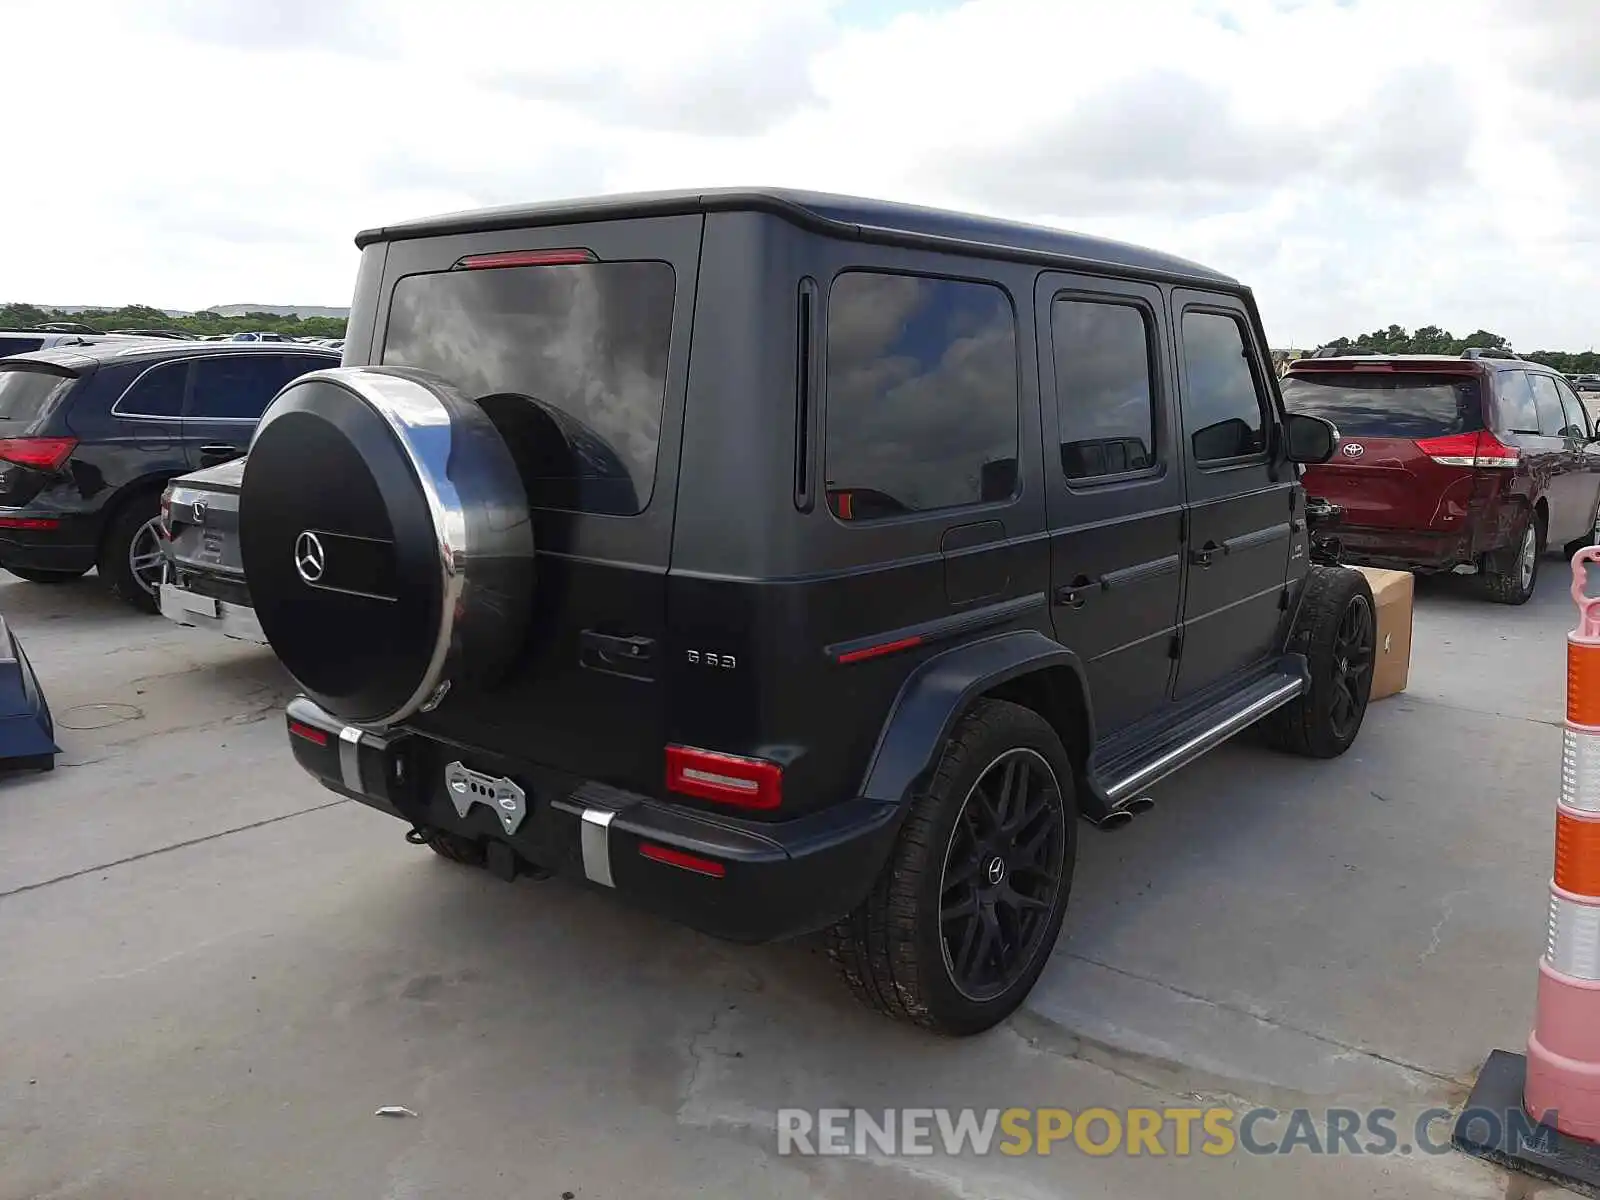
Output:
[
  {"xmin": 282, "ymin": 697, "xmax": 904, "ymax": 943},
  {"xmin": 0, "ymin": 509, "xmax": 98, "ymax": 573},
  {"xmin": 1333, "ymin": 525, "xmax": 1476, "ymax": 572},
  {"xmin": 158, "ymin": 582, "xmax": 266, "ymax": 644}
]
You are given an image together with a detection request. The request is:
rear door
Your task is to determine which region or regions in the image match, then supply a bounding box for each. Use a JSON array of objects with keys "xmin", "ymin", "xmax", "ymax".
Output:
[
  {"xmin": 368, "ymin": 217, "xmax": 700, "ymax": 795},
  {"xmin": 1529, "ymin": 371, "xmax": 1588, "ymax": 545},
  {"xmin": 1284, "ymin": 365, "xmax": 1487, "ymax": 535},
  {"xmin": 1556, "ymin": 376, "xmax": 1600, "ymax": 541},
  {"xmin": 182, "ymin": 353, "xmax": 329, "ymax": 468},
  {"xmin": 1170, "ymin": 294, "xmax": 1293, "ymax": 697},
  {"xmin": 1037, "ymin": 273, "xmax": 1183, "ymax": 733}
]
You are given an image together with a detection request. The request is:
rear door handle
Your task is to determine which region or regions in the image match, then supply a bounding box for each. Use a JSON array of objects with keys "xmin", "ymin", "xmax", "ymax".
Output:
[
  {"xmin": 1190, "ymin": 542, "xmax": 1223, "ymax": 567},
  {"xmin": 580, "ymin": 630, "xmax": 655, "ymax": 663},
  {"xmin": 1053, "ymin": 575, "xmax": 1100, "ymax": 609}
]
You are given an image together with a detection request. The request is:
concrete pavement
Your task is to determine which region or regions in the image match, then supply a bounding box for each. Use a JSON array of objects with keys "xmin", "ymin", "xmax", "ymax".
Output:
[{"xmin": 0, "ymin": 565, "xmax": 1577, "ymax": 1198}]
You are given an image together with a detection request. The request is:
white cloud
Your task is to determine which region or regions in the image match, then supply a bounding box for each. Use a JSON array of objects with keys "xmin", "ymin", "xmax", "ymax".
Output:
[{"xmin": 0, "ymin": 0, "xmax": 1594, "ymax": 350}]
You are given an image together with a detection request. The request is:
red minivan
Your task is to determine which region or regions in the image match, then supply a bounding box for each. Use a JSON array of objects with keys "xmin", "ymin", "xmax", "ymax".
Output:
[{"xmin": 1285, "ymin": 351, "xmax": 1600, "ymax": 604}]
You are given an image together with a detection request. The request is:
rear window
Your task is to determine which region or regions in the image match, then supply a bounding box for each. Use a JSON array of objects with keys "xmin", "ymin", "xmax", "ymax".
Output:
[
  {"xmin": 1281, "ymin": 372, "xmax": 1482, "ymax": 439},
  {"xmin": 0, "ymin": 365, "xmax": 76, "ymax": 423},
  {"xmin": 0, "ymin": 337, "xmax": 44, "ymax": 358},
  {"xmin": 381, "ymin": 261, "xmax": 675, "ymax": 516}
]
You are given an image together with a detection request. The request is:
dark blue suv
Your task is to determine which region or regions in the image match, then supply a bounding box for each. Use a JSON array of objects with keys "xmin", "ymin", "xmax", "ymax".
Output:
[{"xmin": 0, "ymin": 340, "xmax": 337, "ymax": 610}]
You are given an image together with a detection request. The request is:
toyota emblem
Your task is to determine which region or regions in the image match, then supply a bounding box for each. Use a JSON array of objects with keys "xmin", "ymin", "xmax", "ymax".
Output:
[
  {"xmin": 294, "ymin": 530, "xmax": 326, "ymax": 583},
  {"xmin": 1340, "ymin": 442, "xmax": 1365, "ymax": 459}
]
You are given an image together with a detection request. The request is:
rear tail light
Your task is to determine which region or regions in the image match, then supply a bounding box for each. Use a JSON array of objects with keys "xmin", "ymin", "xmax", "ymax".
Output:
[
  {"xmin": 1415, "ymin": 430, "xmax": 1519, "ymax": 469},
  {"xmin": 665, "ymin": 745, "xmax": 782, "ymax": 810},
  {"xmin": 0, "ymin": 436, "xmax": 77, "ymax": 471}
]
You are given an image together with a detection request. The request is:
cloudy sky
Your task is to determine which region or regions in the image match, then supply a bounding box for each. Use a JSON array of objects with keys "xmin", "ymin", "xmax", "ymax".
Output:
[{"xmin": 3, "ymin": 0, "xmax": 1595, "ymax": 350}]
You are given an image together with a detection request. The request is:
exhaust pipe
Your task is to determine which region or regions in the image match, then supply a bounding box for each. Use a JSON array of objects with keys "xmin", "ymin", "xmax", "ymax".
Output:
[{"xmin": 1095, "ymin": 796, "xmax": 1156, "ymax": 830}]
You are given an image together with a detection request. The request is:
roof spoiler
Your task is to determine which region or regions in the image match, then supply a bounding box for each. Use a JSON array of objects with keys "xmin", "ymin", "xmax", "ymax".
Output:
[{"xmin": 1461, "ymin": 347, "xmax": 1519, "ymax": 360}]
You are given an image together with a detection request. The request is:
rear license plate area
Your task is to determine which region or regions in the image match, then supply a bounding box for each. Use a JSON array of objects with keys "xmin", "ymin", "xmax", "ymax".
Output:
[{"xmin": 444, "ymin": 761, "xmax": 529, "ymax": 835}]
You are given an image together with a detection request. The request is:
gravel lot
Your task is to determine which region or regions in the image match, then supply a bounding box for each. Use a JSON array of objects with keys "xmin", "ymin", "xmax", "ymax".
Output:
[{"xmin": 0, "ymin": 563, "xmax": 1575, "ymax": 1199}]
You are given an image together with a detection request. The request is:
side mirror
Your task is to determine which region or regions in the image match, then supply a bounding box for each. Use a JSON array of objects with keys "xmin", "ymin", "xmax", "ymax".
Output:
[{"xmin": 1284, "ymin": 413, "xmax": 1338, "ymax": 464}]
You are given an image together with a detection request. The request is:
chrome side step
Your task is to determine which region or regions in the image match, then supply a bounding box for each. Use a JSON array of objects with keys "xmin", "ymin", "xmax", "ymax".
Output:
[{"xmin": 1097, "ymin": 673, "xmax": 1305, "ymax": 806}]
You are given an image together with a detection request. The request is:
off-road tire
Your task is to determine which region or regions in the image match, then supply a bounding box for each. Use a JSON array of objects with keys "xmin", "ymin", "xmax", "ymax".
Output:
[
  {"xmin": 423, "ymin": 829, "xmax": 487, "ymax": 867},
  {"xmin": 1484, "ymin": 513, "xmax": 1543, "ymax": 606},
  {"xmin": 6, "ymin": 567, "xmax": 87, "ymax": 583},
  {"xmin": 1270, "ymin": 565, "xmax": 1376, "ymax": 759},
  {"xmin": 98, "ymin": 493, "xmax": 163, "ymax": 613},
  {"xmin": 826, "ymin": 698, "xmax": 1078, "ymax": 1036}
]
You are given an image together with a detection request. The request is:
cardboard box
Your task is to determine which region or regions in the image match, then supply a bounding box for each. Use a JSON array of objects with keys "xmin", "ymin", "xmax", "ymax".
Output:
[{"xmin": 1354, "ymin": 566, "xmax": 1414, "ymax": 700}]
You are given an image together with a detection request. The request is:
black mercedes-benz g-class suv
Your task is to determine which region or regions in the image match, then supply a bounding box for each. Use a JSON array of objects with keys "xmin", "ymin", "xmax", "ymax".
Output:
[{"xmin": 241, "ymin": 189, "xmax": 1369, "ymax": 1035}]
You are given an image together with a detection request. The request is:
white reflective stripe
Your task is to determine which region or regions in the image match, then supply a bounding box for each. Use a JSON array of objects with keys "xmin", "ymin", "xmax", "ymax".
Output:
[
  {"xmin": 580, "ymin": 808, "xmax": 616, "ymax": 888},
  {"xmin": 1564, "ymin": 725, "xmax": 1600, "ymax": 814},
  {"xmin": 1547, "ymin": 885, "xmax": 1600, "ymax": 980},
  {"xmin": 339, "ymin": 726, "xmax": 364, "ymax": 793}
]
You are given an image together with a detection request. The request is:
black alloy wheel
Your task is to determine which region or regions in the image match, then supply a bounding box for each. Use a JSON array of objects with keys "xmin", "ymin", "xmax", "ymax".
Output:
[
  {"xmin": 1328, "ymin": 593, "xmax": 1375, "ymax": 743},
  {"xmin": 938, "ymin": 747, "xmax": 1069, "ymax": 1001}
]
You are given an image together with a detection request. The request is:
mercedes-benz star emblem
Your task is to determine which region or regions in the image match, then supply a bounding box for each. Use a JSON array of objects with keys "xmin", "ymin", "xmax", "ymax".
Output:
[
  {"xmin": 1341, "ymin": 442, "xmax": 1365, "ymax": 459},
  {"xmin": 986, "ymin": 857, "xmax": 1007, "ymax": 886},
  {"xmin": 294, "ymin": 530, "xmax": 326, "ymax": 584}
]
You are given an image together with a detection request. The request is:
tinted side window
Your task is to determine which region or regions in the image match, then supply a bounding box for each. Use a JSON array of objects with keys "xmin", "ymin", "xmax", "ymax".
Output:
[
  {"xmin": 1180, "ymin": 311, "xmax": 1267, "ymax": 462},
  {"xmin": 188, "ymin": 355, "xmax": 291, "ymax": 420},
  {"xmin": 825, "ymin": 272, "xmax": 1018, "ymax": 520},
  {"xmin": 282, "ymin": 355, "xmax": 333, "ymax": 386},
  {"xmin": 1497, "ymin": 370, "xmax": 1540, "ymax": 434},
  {"xmin": 1051, "ymin": 299, "xmax": 1156, "ymax": 481},
  {"xmin": 1557, "ymin": 377, "xmax": 1592, "ymax": 439},
  {"xmin": 118, "ymin": 361, "xmax": 187, "ymax": 417},
  {"xmin": 1529, "ymin": 373, "xmax": 1567, "ymax": 437}
]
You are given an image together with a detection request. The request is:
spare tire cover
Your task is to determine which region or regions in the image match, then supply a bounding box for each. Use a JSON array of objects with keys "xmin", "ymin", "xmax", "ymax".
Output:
[{"xmin": 239, "ymin": 366, "xmax": 534, "ymax": 727}]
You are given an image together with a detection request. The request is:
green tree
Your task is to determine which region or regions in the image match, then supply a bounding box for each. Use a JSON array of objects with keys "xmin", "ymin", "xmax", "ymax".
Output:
[{"xmin": 1, "ymin": 302, "xmax": 346, "ymax": 340}]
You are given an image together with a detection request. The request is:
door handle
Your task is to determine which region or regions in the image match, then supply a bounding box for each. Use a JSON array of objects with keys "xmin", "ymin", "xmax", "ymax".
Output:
[
  {"xmin": 580, "ymin": 630, "xmax": 656, "ymax": 663},
  {"xmin": 1053, "ymin": 575, "xmax": 1099, "ymax": 610},
  {"xmin": 1190, "ymin": 541, "xmax": 1223, "ymax": 567},
  {"xmin": 199, "ymin": 443, "xmax": 243, "ymax": 466}
]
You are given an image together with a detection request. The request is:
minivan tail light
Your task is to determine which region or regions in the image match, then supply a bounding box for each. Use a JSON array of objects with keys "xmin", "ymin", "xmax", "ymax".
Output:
[
  {"xmin": 0, "ymin": 436, "xmax": 77, "ymax": 471},
  {"xmin": 665, "ymin": 745, "xmax": 783, "ymax": 810},
  {"xmin": 455, "ymin": 248, "xmax": 596, "ymax": 270},
  {"xmin": 1416, "ymin": 430, "xmax": 1519, "ymax": 469}
]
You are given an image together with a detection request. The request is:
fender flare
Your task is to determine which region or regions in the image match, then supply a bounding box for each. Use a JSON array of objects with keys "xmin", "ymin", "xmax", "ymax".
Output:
[{"xmin": 857, "ymin": 629, "xmax": 1095, "ymax": 807}]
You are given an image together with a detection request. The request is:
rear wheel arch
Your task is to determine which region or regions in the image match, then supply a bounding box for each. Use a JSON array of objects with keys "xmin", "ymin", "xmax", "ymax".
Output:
[
  {"xmin": 857, "ymin": 631, "xmax": 1096, "ymax": 810},
  {"xmin": 94, "ymin": 475, "xmax": 177, "ymax": 557},
  {"xmin": 982, "ymin": 665, "xmax": 1093, "ymax": 793}
]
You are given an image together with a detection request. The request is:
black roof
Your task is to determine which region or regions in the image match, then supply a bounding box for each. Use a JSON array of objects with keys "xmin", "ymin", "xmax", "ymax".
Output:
[
  {"xmin": 2, "ymin": 339, "xmax": 340, "ymax": 372},
  {"xmin": 355, "ymin": 187, "xmax": 1238, "ymax": 288}
]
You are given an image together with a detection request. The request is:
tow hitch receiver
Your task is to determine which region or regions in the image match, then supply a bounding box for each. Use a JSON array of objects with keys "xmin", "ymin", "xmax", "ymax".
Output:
[{"xmin": 445, "ymin": 761, "xmax": 528, "ymax": 835}]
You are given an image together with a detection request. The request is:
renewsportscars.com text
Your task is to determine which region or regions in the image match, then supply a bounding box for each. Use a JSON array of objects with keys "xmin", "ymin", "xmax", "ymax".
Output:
[{"xmin": 777, "ymin": 1105, "xmax": 1556, "ymax": 1158}]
